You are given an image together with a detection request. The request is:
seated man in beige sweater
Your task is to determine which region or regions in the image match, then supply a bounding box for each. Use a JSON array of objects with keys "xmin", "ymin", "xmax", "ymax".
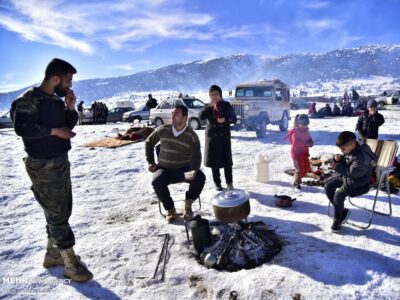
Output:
[{"xmin": 145, "ymin": 105, "xmax": 206, "ymax": 223}]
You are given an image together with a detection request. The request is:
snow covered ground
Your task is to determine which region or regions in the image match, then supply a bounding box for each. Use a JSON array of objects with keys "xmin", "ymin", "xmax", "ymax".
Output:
[{"xmin": 0, "ymin": 106, "xmax": 399, "ymax": 300}]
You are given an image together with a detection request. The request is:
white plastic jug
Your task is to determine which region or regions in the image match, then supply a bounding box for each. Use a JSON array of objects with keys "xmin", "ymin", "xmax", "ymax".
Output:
[{"xmin": 256, "ymin": 154, "xmax": 269, "ymax": 183}]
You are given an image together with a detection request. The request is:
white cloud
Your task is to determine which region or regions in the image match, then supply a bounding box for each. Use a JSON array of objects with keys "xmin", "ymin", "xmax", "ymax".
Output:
[
  {"xmin": 338, "ymin": 30, "xmax": 364, "ymax": 47},
  {"xmin": 0, "ymin": 83, "xmax": 22, "ymax": 93},
  {"xmin": 180, "ymin": 47, "xmax": 219, "ymax": 60},
  {"xmin": 300, "ymin": 1, "xmax": 330, "ymax": 9},
  {"xmin": 106, "ymin": 12, "xmax": 213, "ymax": 49},
  {"xmin": 0, "ymin": 0, "xmax": 215, "ymax": 54},
  {"xmin": 0, "ymin": 0, "xmax": 286, "ymax": 55},
  {"xmin": 110, "ymin": 64, "xmax": 134, "ymax": 71},
  {"xmin": 0, "ymin": 0, "xmax": 95, "ymax": 54},
  {"xmin": 3, "ymin": 73, "xmax": 16, "ymax": 79},
  {"xmin": 299, "ymin": 19, "xmax": 340, "ymax": 36}
]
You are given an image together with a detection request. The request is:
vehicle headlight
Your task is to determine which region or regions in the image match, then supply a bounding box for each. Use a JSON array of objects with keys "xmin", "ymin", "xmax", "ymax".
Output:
[{"xmin": 244, "ymin": 104, "xmax": 251, "ymax": 111}]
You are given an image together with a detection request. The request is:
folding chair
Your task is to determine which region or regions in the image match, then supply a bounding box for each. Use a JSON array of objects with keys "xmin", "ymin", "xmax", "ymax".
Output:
[
  {"xmin": 327, "ymin": 139, "xmax": 398, "ymax": 229},
  {"xmin": 154, "ymin": 144, "xmax": 202, "ymax": 217}
]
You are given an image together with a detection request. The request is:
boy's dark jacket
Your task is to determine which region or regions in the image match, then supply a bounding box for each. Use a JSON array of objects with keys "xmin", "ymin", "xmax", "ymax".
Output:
[
  {"xmin": 356, "ymin": 111, "xmax": 385, "ymax": 139},
  {"xmin": 334, "ymin": 143, "xmax": 377, "ymax": 196}
]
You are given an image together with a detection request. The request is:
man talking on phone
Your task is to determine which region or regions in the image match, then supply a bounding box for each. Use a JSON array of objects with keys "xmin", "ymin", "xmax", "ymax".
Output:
[{"xmin": 10, "ymin": 58, "xmax": 93, "ymax": 282}]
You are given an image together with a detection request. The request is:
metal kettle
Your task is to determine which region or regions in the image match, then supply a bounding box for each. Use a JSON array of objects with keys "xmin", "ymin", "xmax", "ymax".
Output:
[{"xmin": 185, "ymin": 215, "xmax": 212, "ymax": 252}]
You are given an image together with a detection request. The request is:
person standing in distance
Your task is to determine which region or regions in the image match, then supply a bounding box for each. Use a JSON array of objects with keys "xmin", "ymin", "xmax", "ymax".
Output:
[{"xmin": 10, "ymin": 58, "xmax": 93, "ymax": 282}]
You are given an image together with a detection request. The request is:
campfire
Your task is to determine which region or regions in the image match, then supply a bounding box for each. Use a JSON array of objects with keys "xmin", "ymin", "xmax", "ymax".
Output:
[{"xmin": 198, "ymin": 221, "xmax": 282, "ymax": 272}]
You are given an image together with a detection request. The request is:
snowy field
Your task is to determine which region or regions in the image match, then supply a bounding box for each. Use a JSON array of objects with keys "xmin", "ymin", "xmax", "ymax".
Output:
[{"xmin": 0, "ymin": 106, "xmax": 399, "ymax": 300}]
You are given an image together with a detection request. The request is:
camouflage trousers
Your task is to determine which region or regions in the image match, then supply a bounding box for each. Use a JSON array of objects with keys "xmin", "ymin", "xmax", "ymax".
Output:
[{"xmin": 24, "ymin": 155, "xmax": 75, "ymax": 250}]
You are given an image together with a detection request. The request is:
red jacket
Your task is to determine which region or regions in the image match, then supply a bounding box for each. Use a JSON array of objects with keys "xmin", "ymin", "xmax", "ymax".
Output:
[{"xmin": 287, "ymin": 126, "xmax": 314, "ymax": 159}]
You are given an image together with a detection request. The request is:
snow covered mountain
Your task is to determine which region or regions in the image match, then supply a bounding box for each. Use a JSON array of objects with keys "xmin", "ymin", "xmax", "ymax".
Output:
[{"xmin": 1, "ymin": 44, "xmax": 400, "ymax": 110}]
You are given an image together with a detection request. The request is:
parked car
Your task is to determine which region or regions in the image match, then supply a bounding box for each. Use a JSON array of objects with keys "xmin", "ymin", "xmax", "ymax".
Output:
[
  {"xmin": 0, "ymin": 111, "xmax": 13, "ymax": 128},
  {"xmin": 375, "ymin": 90, "xmax": 400, "ymax": 108},
  {"xmin": 290, "ymin": 98, "xmax": 310, "ymax": 109},
  {"xmin": 149, "ymin": 97, "xmax": 207, "ymax": 130},
  {"xmin": 81, "ymin": 108, "xmax": 93, "ymax": 124},
  {"xmin": 81, "ymin": 106, "xmax": 134, "ymax": 124},
  {"xmin": 107, "ymin": 107, "xmax": 134, "ymax": 123},
  {"xmin": 122, "ymin": 104, "xmax": 150, "ymax": 123}
]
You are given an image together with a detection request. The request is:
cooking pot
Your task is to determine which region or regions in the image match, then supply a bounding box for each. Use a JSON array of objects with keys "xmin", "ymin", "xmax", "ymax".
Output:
[
  {"xmin": 274, "ymin": 194, "xmax": 296, "ymax": 208},
  {"xmin": 211, "ymin": 189, "xmax": 250, "ymax": 223}
]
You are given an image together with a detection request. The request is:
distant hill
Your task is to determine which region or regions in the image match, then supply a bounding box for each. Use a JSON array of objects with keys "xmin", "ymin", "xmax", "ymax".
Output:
[{"xmin": 1, "ymin": 44, "xmax": 400, "ymax": 110}]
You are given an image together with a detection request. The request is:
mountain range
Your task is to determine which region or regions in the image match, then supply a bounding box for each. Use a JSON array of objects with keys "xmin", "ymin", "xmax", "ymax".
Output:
[{"xmin": 1, "ymin": 44, "xmax": 400, "ymax": 110}]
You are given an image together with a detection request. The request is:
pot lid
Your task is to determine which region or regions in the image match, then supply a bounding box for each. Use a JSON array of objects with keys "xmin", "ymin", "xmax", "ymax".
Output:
[{"xmin": 211, "ymin": 189, "xmax": 250, "ymax": 208}]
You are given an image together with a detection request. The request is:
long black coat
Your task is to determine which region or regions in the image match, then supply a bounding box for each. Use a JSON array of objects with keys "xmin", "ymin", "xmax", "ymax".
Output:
[
  {"xmin": 200, "ymin": 101, "xmax": 237, "ymax": 168},
  {"xmin": 356, "ymin": 111, "xmax": 385, "ymax": 139}
]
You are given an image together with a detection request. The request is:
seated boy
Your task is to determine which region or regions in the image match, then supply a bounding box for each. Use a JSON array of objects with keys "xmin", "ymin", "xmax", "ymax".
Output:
[{"xmin": 324, "ymin": 131, "xmax": 377, "ymax": 232}]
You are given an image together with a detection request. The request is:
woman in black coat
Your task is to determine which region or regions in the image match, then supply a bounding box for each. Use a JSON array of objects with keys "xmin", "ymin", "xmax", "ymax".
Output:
[{"xmin": 200, "ymin": 85, "xmax": 237, "ymax": 191}]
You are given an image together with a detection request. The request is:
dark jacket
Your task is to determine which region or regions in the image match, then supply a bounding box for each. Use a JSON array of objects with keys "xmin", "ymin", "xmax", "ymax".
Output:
[
  {"xmin": 356, "ymin": 111, "xmax": 385, "ymax": 139},
  {"xmin": 200, "ymin": 100, "xmax": 237, "ymax": 168},
  {"xmin": 317, "ymin": 106, "xmax": 332, "ymax": 118},
  {"xmin": 77, "ymin": 102, "xmax": 84, "ymax": 112},
  {"xmin": 146, "ymin": 98, "xmax": 158, "ymax": 109},
  {"xmin": 334, "ymin": 143, "xmax": 377, "ymax": 197},
  {"xmin": 11, "ymin": 87, "xmax": 78, "ymax": 158},
  {"xmin": 341, "ymin": 104, "xmax": 353, "ymax": 117},
  {"xmin": 332, "ymin": 105, "xmax": 341, "ymax": 116}
]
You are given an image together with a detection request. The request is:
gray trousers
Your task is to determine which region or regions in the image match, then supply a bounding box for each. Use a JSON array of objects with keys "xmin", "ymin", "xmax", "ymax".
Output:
[{"xmin": 24, "ymin": 155, "xmax": 75, "ymax": 250}]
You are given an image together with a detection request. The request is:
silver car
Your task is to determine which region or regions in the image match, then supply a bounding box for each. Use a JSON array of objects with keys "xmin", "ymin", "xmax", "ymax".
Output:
[
  {"xmin": 375, "ymin": 89, "xmax": 400, "ymax": 108},
  {"xmin": 0, "ymin": 111, "xmax": 13, "ymax": 128},
  {"xmin": 149, "ymin": 97, "xmax": 207, "ymax": 130},
  {"xmin": 122, "ymin": 104, "xmax": 150, "ymax": 123}
]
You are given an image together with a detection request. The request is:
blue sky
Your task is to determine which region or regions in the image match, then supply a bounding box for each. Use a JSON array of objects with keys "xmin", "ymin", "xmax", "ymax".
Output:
[{"xmin": 0, "ymin": 0, "xmax": 399, "ymax": 92}]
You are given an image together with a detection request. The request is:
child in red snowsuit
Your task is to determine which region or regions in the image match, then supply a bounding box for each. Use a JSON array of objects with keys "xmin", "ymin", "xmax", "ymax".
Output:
[{"xmin": 287, "ymin": 114, "xmax": 314, "ymax": 189}]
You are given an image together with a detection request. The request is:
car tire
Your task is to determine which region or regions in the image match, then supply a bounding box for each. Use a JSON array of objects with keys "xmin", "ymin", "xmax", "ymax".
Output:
[
  {"xmin": 155, "ymin": 117, "xmax": 164, "ymax": 127},
  {"xmin": 188, "ymin": 118, "xmax": 200, "ymax": 130},
  {"xmin": 378, "ymin": 101, "xmax": 385, "ymax": 109},
  {"xmin": 256, "ymin": 120, "xmax": 267, "ymax": 138},
  {"xmin": 279, "ymin": 113, "xmax": 289, "ymax": 132}
]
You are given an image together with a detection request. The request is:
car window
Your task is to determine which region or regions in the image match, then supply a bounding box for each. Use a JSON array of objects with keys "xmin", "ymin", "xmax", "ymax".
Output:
[
  {"xmin": 174, "ymin": 100, "xmax": 185, "ymax": 107},
  {"xmin": 275, "ymin": 89, "xmax": 282, "ymax": 101},
  {"xmin": 236, "ymin": 87, "xmax": 273, "ymax": 98},
  {"xmin": 160, "ymin": 100, "xmax": 173, "ymax": 109},
  {"xmin": 393, "ymin": 91, "xmax": 399, "ymax": 98},
  {"xmin": 182, "ymin": 99, "xmax": 205, "ymax": 108}
]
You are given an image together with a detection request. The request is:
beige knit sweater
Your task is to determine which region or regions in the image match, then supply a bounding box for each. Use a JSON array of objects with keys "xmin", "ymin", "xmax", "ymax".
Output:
[{"xmin": 145, "ymin": 125, "xmax": 202, "ymax": 170}]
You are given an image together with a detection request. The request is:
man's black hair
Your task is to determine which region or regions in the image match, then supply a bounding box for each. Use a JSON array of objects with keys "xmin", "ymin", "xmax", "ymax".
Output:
[
  {"xmin": 44, "ymin": 58, "xmax": 76, "ymax": 80},
  {"xmin": 174, "ymin": 104, "xmax": 188, "ymax": 117},
  {"xmin": 336, "ymin": 131, "xmax": 357, "ymax": 147}
]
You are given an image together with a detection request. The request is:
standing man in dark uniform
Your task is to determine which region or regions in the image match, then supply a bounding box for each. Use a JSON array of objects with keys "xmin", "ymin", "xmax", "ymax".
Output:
[
  {"xmin": 146, "ymin": 94, "xmax": 158, "ymax": 109},
  {"xmin": 10, "ymin": 58, "xmax": 93, "ymax": 282},
  {"xmin": 77, "ymin": 100, "xmax": 84, "ymax": 125}
]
